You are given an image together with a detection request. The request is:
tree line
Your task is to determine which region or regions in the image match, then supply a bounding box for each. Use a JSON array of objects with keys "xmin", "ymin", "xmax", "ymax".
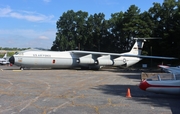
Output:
[
  {"xmin": 51, "ymin": 0, "xmax": 180, "ymax": 64},
  {"xmin": 0, "ymin": 47, "xmax": 29, "ymax": 51}
]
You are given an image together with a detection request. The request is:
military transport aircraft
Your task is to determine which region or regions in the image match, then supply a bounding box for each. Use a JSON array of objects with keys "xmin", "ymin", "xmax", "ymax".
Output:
[
  {"xmin": 0, "ymin": 53, "xmax": 9, "ymax": 65},
  {"xmin": 9, "ymin": 38, "xmax": 176, "ymax": 70},
  {"xmin": 139, "ymin": 65, "xmax": 180, "ymax": 95}
]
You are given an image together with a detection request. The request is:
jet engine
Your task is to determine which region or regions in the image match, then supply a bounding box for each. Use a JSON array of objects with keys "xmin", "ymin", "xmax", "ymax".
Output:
[
  {"xmin": 95, "ymin": 59, "xmax": 113, "ymax": 66},
  {"xmin": 125, "ymin": 58, "xmax": 141, "ymax": 67},
  {"xmin": 76, "ymin": 58, "xmax": 95, "ymax": 64},
  {"xmin": 113, "ymin": 57, "xmax": 141, "ymax": 67},
  {"xmin": 76, "ymin": 54, "xmax": 96, "ymax": 64},
  {"xmin": 95, "ymin": 55, "xmax": 113, "ymax": 66},
  {"xmin": 113, "ymin": 57, "xmax": 127, "ymax": 66}
]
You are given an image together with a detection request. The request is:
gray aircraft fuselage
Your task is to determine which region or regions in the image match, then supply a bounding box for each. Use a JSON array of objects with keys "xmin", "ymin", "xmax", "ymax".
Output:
[{"xmin": 9, "ymin": 50, "xmax": 82, "ymax": 69}]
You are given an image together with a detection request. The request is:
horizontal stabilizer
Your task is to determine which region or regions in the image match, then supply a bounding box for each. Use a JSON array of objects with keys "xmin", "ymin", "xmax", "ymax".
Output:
[
  {"xmin": 158, "ymin": 65, "xmax": 169, "ymax": 68},
  {"xmin": 121, "ymin": 54, "xmax": 177, "ymax": 60},
  {"xmin": 158, "ymin": 65, "xmax": 180, "ymax": 74},
  {"xmin": 134, "ymin": 37, "xmax": 162, "ymax": 40}
]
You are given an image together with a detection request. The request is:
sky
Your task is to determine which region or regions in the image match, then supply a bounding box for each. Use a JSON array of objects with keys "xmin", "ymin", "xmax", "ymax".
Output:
[{"xmin": 0, "ymin": 0, "xmax": 164, "ymax": 49}]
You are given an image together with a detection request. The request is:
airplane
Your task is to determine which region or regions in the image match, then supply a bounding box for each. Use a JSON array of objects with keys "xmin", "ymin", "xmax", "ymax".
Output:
[
  {"xmin": 0, "ymin": 53, "xmax": 10, "ymax": 65},
  {"xmin": 139, "ymin": 65, "xmax": 180, "ymax": 95},
  {"xmin": 158, "ymin": 64, "xmax": 180, "ymax": 74},
  {"xmin": 9, "ymin": 38, "xmax": 176, "ymax": 70}
]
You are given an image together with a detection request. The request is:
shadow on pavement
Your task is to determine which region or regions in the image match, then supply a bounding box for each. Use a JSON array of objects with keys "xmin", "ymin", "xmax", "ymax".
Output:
[{"xmin": 92, "ymin": 84, "xmax": 180, "ymax": 114}]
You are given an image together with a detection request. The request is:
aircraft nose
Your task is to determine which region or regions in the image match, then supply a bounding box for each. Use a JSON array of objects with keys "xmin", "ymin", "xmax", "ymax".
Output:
[
  {"xmin": 139, "ymin": 80, "xmax": 149, "ymax": 91},
  {"xmin": 9, "ymin": 56, "xmax": 15, "ymax": 64}
]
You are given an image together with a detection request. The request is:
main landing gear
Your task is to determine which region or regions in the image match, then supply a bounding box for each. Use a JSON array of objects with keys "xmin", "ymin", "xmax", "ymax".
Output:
[{"xmin": 20, "ymin": 67, "xmax": 24, "ymax": 70}]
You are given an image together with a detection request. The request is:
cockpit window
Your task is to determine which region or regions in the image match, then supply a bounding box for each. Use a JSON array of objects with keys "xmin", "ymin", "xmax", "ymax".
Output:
[
  {"xmin": 146, "ymin": 73, "xmax": 176, "ymax": 81},
  {"xmin": 14, "ymin": 52, "xmax": 19, "ymax": 55},
  {"xmin": 14, "ymin": 52, "xmax": 23, "ymax": 55}
]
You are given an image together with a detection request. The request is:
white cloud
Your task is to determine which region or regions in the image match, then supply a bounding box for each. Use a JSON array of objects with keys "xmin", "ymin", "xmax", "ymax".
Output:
[
  {"xmin": 0, "ymin": 6, "xmax": 12, "ymax": 16},
  {"xmin": 38, "ymin": 36, "xmax": 49, "ymax": 40},
  {"xmin": 0, "ymin": 6, "xmax": 55, "ymax": 23},
  {"xmin": 0, "ymin": 29, "xmax": 56, "ymax": 48}
]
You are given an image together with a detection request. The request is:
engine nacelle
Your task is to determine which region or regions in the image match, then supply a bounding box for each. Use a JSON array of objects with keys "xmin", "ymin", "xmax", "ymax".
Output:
[
  {"xmin": 113, "ymin": 57, "xmax": 141, "ymax": 67},
  {"xmin": 76, "ymin": 58, "xmax": 95, "ymax": 64},
  {"xmin": 126, "ymin": 58, "xmax": 141, "ymax": 67},
  {"xmin": 113, "ymin": 57, "xmax": 127, "ymax": 66},
  {"xmin": 96, "ymin": 59, "xmax": 113, "ymax": 66}
]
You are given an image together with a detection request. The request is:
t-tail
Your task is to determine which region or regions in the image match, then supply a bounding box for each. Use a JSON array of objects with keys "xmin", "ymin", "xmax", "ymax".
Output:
[
  {"xmin": 116, "ymin": 38, "xmax": 146, "ymax": 67},
  {"xmin": 120, "ymin": 38, "xmax": 157, "ymax": 67},
  {"xmin": 128, "ymin": 39, "xmax": 145, "ymax": 55},
  {"xmin": 120, "ymin": 37, "xmax": 175, "ymax": 67}
]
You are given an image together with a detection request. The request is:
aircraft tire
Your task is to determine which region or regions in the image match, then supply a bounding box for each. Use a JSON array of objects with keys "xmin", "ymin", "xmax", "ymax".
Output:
[
  {"xmin": 20, "ymin": 67, "xmax": 24, "ymax": 70},
  {"xmin": 81, "ymin": 66, "xmax": 89, "ymax": 70},
  {"xmin": 81, "ymin": 66, "xmax": 100, "ymax": 70}
]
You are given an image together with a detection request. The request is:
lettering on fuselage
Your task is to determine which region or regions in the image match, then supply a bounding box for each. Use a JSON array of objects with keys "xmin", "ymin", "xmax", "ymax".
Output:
[{"xmin": 33, "ymin": 54, "xmax": 51, "ymax": 57}]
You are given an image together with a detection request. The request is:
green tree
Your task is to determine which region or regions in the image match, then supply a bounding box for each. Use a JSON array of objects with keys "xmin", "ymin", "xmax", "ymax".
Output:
[
  {"xmin": 109, "ymin": 11, "xmax": 124, "ymax": 53},
  {"xmin": 83, "ymin": 13, "xmax": 110, "ymax": 52},
  {"xmin": 52, "ymin": 10, "xmax": 88, "ymax": 50},
  {"xmin": 121, "ymin": 5, "xmax": 143, "ymax": 51},
  {"xmin": 148, "ymin": 0, "xmax": 178, "ymax": 57},
  {"xmin": 51, "ymin": 0, "xmax": 180, "ymax": 65}
]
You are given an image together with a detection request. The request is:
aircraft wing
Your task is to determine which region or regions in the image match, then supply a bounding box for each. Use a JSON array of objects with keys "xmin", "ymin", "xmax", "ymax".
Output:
[
  {"xmin": 71, "ymin": 50, "xmax": 177, "ymax": 59},
  {"xmin": 158, "ymin": 65, "xmax": 180, "ymax": 74},
  {"xmin": 71, "ymin": 50, "xmax": 123, "ymax": 56}
]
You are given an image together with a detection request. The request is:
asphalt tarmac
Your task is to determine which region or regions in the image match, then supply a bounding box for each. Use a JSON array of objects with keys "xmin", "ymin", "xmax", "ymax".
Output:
[{"xmin": 0, "ymin": 65, "xmax": 179, "ymax": 114}]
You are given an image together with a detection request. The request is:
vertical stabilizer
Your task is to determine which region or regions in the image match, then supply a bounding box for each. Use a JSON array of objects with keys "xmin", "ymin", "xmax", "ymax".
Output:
[{"xmin": 128, "ymin": 39, "xmax": 145, "ymax": 55}]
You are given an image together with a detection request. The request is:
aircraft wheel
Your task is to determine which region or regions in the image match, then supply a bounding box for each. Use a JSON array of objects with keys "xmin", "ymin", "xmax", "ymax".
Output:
[
  {"xmin": 81, "ymin": 66, "xmax": 89, "ymax": 70},
  {"xmin": 20, "ymin": 67, "xmax": 24, "ymax": 70}
]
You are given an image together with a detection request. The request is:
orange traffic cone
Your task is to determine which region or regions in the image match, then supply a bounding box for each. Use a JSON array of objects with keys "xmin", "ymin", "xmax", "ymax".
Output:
[{"xmin": 126, "ymin": 88, "xmax": 132, "ymax": 98}]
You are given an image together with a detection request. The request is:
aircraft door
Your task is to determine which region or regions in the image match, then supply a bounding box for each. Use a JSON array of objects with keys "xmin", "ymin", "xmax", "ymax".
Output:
[{"xmin": 18, "ymin": 58, "xmax": 23, "ymax": 63}]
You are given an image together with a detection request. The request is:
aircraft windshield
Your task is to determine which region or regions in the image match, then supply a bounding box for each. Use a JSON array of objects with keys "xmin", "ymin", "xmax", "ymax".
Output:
[
  {"xmin": 14, "ymin": 52, "xmax": 23, "ymax": 55},
  {"xmin": 146, "ymin": 73, "xmax": 180, "ymax": 81},
  {"xmin": 14, "ymin": 52, "xmax": 19, "ymax": 55}
]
